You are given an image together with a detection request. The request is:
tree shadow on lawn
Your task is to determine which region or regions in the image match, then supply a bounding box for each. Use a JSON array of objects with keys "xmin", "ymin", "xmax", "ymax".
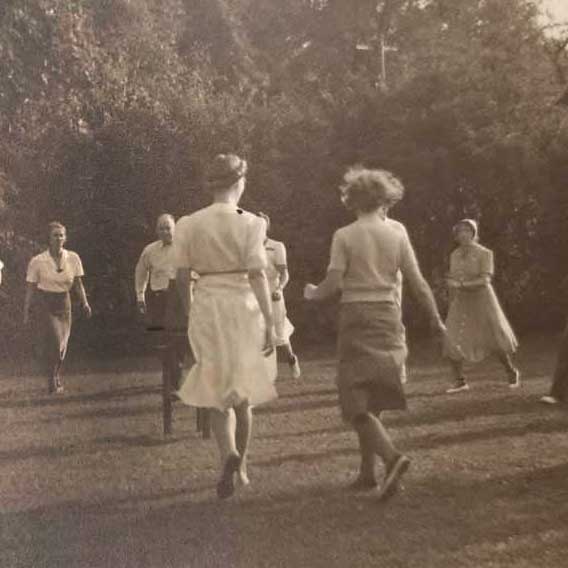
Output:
[
  {"xmin": 0, "ymin": 433, "xmax": 189, "ymax": 463},
  {"xmin": 255, "ymin": 397, "xmax": 337, "ymax": 415},
  {"xmin": 252, "ymin": 414, "xmax": 568, "ymax": 468},
  {"xmin": 0, "ymin": 385, "xmax": 161, "ymax": 409},
  {"xmin": 275, "ymin": 387, "xmax": 337, "ymax": 400},
  {"xmin": 2, "ymin": 463, "xmax": 567, "ymax": 568},
  {"xmin": 387, "ymin": 395, "xmax": 564, "ymax": 428}
]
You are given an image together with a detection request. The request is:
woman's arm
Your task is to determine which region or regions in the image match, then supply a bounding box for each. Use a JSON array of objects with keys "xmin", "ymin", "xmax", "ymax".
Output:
[
  {"xmin": 23, "ymin": 282, "xmax": 36, "ymax": 324},
  {"xmin": 400, "ymin": 235, "xmax": 445, "ymax": 333},
  {"xmin": 134, "ymin": 249, "xmax": 150, "ymax": 314},
  {"xmin": 248, "ymin": 268, "xmax": 275, "ymax": 356},
  {"xmin": 276, "ymin": 265, "xmax": 290, "ymax": 290},
  {"xmin": 304, "ymin": 269, "xmax": 343, "ymax": 301},
  {"xmin": 73, "ymin": 277, "xmax": 92, "ymax": 318}
]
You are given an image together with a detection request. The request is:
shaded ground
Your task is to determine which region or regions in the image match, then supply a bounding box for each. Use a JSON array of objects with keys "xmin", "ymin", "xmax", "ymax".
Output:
[{"xmin": 1, "ymin": 333, "xmax": 567, "ymax": 568}]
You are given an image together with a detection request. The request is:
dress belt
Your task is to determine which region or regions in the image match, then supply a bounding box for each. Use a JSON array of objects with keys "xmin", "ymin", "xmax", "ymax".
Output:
[{"xmin": 198, "ymin": 269, "xmax": 248, "ymax": 277}]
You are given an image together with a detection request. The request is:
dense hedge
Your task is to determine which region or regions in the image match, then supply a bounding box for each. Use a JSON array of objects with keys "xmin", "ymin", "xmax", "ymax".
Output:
[{"xmin": 1, "ymin": 0, "xmax": 567, "ymax": 358}]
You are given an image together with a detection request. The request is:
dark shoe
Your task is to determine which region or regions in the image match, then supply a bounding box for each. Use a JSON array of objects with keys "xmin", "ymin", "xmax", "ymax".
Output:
[
  {"xmin": 508, "ymin": 369, "xmax": 521, "ymax": 389},
  {"xmin": 348, "ymin": 476, "xmax": 378, "ymax": 492},
  {"xmin": 289, "ymin": 356, "xmax": 301, "ymax": 379},
  {"xmin": 377, "ymin": 455, "xmax": 410, "ymax": 501},
  {"xmin": 217, "ymin": 454, "xmax": 241, "ymax": 500}
]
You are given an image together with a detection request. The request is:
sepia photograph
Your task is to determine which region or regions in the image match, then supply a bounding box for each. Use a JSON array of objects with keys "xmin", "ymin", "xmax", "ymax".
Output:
[{"xmin": 1, "ymin": 1, "xmax": 567, "ymax": 567}]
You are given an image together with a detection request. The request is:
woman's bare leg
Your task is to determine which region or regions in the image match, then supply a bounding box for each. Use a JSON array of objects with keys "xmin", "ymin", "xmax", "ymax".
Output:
[
  {"xmin": 496, "ymin": 351, "xmax": 520, "ymax": 387},
  {"xmin": 211, "ymin": 408, "xmax": 238, "ymax": 463},
  {"xmin": 211, "ymin": 408, "xmax": 241, "ymax": 499},
  {"xmin": 234, "ymin": 401, "xmax": 252, "ymax": 485}
]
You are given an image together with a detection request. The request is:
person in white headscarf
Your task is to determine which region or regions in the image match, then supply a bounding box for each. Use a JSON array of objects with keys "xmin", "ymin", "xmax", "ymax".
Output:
[{"xmin": 443, "ymin": 219, "xmax": 520, "ymax": 393}]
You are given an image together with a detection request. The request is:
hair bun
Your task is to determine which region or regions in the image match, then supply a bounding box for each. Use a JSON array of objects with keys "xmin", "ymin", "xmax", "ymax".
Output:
[{"xmin": 205, "ymin": 154, "xmax": 247, "ymax": 191}]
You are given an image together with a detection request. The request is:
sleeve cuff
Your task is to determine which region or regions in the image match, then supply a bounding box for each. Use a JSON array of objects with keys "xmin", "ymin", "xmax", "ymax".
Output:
[{"xmin": 136, "ymin": 292, "xmax": 145, "ymax": 302}]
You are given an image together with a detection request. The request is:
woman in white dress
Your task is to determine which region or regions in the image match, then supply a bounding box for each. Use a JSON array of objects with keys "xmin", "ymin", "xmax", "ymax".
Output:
[{"xmin": 175, "ymin": 154, "xmax": 277, "ymax": 499}]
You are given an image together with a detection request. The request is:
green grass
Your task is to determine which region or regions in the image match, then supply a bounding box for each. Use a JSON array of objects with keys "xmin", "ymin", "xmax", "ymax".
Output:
[{"xmin": 1, "ymin": 333, "xmax": 567, "ymax": 568}]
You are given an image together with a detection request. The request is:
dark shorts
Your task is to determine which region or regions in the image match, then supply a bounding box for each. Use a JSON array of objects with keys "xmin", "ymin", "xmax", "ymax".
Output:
[{"xmin": 337, "ymin": 302, "xmax": 408, "ymax": 421}]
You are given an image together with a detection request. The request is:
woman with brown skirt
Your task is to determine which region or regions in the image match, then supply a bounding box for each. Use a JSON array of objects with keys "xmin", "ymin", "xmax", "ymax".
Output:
[
  {"xmin": 23, "ymin": 222, "xmax": 91, "ymax": 394},
  {"xmin": 304, "ymin": 166, "xmax": 445, "ymax": 501}
]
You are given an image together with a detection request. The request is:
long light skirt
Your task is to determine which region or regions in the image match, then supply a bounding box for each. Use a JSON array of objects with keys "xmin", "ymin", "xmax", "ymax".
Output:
[
  {"xmin": 444, "ymin": 285, "xmax": 518, "ymax": 363},
  {"xmin": 177, "ymin": 274, "xmax": 277, "ymax": 411},
  {"xmin": 36, "ymin": 291, "xmax": 72, "ymax": 377}
]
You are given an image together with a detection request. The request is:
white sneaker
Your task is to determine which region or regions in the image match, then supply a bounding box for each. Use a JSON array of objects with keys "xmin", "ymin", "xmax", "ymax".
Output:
[
  {"xmin": 289, "ymin": 356, "xmax": 301, "ymax": 379},
  {"xmin": 446, "ymin": 382, "xmax": 470, "ymax": 394},
  {"xmin": 540, "ymin": 395, "xmax": 560, "ymax": 405}
]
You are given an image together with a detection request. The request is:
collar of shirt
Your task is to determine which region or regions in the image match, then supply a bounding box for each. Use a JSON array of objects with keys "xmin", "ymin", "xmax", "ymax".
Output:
[{"xmin": 41, "ymin": 249, "xmax": 69, "ymax": 267}]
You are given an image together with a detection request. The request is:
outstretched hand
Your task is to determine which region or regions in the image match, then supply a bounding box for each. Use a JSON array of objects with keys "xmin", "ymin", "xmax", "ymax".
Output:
[
  {"xmin": 304, "ymin": 283, "xmax": 318, "ymax": 301},
  {"xmin": 262, "ymin": 326, "xmax": 276, "ymax": 357},
  {"xmin": 82, "ymin": 303, "xmax": 93, "ymax": 319}
]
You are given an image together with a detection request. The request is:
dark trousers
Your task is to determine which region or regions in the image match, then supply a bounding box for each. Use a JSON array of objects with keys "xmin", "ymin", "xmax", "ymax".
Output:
[{"xmin": 550, "ymin": 322, "xmax": 568, "ymax": 402}]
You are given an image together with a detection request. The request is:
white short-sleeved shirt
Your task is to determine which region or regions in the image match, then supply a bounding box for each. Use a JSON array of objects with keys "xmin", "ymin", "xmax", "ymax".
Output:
[
  {"xmin": 134, "ymin": 241, "xmax": 177, "ymax": 301},
  {"xmin": 328, "ymin": 215, "xmax": 421, "ymax": 303},
  {"xmin": 174, "ymin": 203, "xmax": 267, "ymax": 274},
  {"xmin": 26, "ymin": 249, "xmax": 85, "ymax": 293},
  {"xmin": 265, "ymin": 238, "xmax": 287, "ymax": 292}
]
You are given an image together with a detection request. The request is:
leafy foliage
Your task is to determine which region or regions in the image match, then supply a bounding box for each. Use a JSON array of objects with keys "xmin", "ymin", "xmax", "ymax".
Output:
[{"xmin": 1, "ymin": 0, "xmax": 567, "ymax": 356}]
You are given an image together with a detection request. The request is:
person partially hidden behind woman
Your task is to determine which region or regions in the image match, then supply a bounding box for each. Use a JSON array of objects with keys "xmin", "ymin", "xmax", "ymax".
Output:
[
  {"xmin": 257, "ymin": 212, "xmax": 301, "ymax": 379},
  {"xmin": 135, "ymin": 213, "xmax": 177, "ymax": 331},
  {"xmin": 23, "ymin": 222, "xmax": 92, "ymax": 394},
  {"xmin": 304, "ymin": 166, "xmax": 446, "ymax": 500},
  {"xmin": 444, "ymin": 219, "xmax": 520, "ymax": 393}
]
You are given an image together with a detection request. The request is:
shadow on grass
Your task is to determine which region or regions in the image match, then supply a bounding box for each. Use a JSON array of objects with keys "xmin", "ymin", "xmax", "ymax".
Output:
[
  {"xmin": 275, "ymin": 387, "xmax": 337, "ymax": 400},
  {"xmin": 255, "ymin": 398, "xmax": 337, "ymax": 416},
  {"xmin": 387, "ymin": 395, "xmax": 562, "ymax": 428},
  {"xmin": 0, "ymin": 385, "xmax": 161, "ymax": 409},
  {"xmin": 2, "ymin": 464, "xmax": 568, "ymax": 568},
  {"xmin": 0, "ymin": 433, "xmax": 187, "ymax": 463}
]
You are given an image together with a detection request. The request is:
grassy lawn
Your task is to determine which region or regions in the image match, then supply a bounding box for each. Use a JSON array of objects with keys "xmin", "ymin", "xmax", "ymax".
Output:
[{"xmin": 1, "ymin": 333, "xmax": 567, "ymax": 568}]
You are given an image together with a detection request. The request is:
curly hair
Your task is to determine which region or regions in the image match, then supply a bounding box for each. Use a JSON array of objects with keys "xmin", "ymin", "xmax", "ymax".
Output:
[{"xmin": 339, "ymin": 166, "xmax": 405, "ymax": 213}]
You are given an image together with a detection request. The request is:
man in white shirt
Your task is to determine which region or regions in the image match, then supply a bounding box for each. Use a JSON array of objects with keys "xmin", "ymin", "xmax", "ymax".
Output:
[{"xmin": 135, "ymin": 214, "xmax": 177, "ymax": 331}]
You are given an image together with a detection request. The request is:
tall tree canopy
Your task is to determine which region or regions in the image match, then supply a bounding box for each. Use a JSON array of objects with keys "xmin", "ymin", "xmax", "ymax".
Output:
[{"xmin": 1, "ymin": 0, "xmax": 567, "ymax": 356}]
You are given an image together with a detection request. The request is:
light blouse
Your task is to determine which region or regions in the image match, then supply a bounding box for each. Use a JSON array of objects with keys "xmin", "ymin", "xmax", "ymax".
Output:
[
  {"xmin": 134, "ymin": 241, "xmax": 177, "ymax": 301},
  {"xmin": 174, "ymin": 203, "xmax": 267, "ymax": 274},
  {"xmin": 328, "ymin": 214, "xmax": 422, "ymax": 304},
  {"xmin": 26, "ymin": 249, "xmax": 85, "ymax": 293},
  {"xmin": 448, "ymin": 244, "xmax": 494, "ymax": 282}
]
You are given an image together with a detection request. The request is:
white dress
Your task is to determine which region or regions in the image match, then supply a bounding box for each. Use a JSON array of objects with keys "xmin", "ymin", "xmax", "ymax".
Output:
[
  {"xmin": 265, "ymin": 238, "xmax": 294, "ymax": 346},
  {"xmin": 174, "ymin": 203, "xmax": 277, "ymax": 410}
]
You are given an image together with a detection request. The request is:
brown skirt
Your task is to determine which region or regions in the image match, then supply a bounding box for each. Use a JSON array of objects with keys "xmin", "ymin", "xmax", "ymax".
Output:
[
  {"xmin": 35, "ymin": 291, "xmax": 72, "ymax": 376},
  {"xmin": 337, "ymin": 302, "xmax": 408, "ymax": 421}
]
